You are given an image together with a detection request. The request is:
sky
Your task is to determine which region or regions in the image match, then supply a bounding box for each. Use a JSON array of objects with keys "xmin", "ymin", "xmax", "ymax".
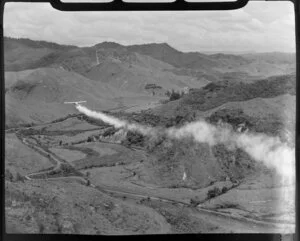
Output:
[{"xmin": 3, "ymin": 1, "xmax": 296, "ymax": 53}]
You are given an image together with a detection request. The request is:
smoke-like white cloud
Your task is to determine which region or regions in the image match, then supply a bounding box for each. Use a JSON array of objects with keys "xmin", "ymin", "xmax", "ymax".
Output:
[
  {"xmin": 76, "ymin": 104, "xmax": 295, "ymax": 184},
  {"xmin": 76, "ymin": 104, "xmax": 155, "ymax": 136}
]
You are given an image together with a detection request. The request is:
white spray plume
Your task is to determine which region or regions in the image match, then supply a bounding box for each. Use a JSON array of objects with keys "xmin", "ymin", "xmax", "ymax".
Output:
[
  {"xmin": 236, "ymin": 133, "xmax": 295, "ymax": 180},
  {"xmin": 76, "ymin": 104, "xmax": 155, "ymax": 136},
  {"xmin": 76, "ymin": 104, "xmax": 295, "ymax": 184}
]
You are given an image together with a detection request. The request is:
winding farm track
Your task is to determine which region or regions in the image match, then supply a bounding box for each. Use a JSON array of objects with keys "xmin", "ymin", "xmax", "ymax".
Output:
[
  {"xmin": 8, "ymin": 124, "xmax": 295, "ymax": 233},
  {"xmin": 15, "ymin": 135, "xmax": 62, "ymax": 179},
  {"xmin": 91, "ymin": 183, "xmax": 295, "ymax": 233}
]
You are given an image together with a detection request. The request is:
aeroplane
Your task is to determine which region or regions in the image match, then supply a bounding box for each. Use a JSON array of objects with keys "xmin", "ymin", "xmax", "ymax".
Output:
[{"xmin": 64, "ymin": 101, "xmax": 87, "ymax": 106}]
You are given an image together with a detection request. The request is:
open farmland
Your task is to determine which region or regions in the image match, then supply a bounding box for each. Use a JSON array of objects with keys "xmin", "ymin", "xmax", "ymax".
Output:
[{"xmin": 5, "ymin": 99, "xmax": 295, "ymax": 233}]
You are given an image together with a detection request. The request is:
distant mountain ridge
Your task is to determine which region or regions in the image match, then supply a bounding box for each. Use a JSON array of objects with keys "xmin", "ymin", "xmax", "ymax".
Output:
[
  {"xmin": 4, "ymin": 37, "xmax": 77, "ymax": 51},
  {"xmin": 4, "ymin": 36, "xmax": 296, "ymax": 77}
]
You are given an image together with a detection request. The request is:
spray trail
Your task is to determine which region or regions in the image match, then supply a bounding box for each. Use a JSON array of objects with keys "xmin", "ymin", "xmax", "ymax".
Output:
[
  {"xmin": 76, "ymin": 104, "xmax": 295, "ymax": 184},
  {"xmin": 76, "ymin": 104, "xmax": 155, "ymax": 136}
]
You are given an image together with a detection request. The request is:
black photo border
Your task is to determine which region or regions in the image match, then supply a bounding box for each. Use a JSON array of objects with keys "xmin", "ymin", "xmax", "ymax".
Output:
[{"xmin": 0, "ymin": 0, "xmax": 299, "ymax": 241}]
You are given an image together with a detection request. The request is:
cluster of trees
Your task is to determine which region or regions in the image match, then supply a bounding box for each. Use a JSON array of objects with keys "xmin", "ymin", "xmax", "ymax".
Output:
[
  {"xmin": 165, "ymin": 89, "xmax": 185, "ymax": 101},
  {"xmin": 145, "ymin": 84, "xmax": 162, "ymax": 90},
  {"xmin": 190, "ymin": 197, "xmax": 202, "ymax": 207},
  {"xmin": 51, "ymin": 114, "xmax": 78, "ymax": 124},
  {"xmin": 145, "ymin": 84, "xmax": 163, "ymax": 96},
  {"xmin": 206, "ymin": 108, "xmax": 254, "ymax": 130},
  {"xmin": 203, "ymin": 82, "xmax": 224, "ymax": 92},
  {"xmin": 182, "ymin": 74, "xmax": 295, "ymax": 111},
  {"xmin": 207, "ymin": 107, "xmax": 284, "ymax": 137},
  {"xmin": 102, "ymin": 127, "xmax": 117, "ymax": 137},
  {"xmin": 122, "ymin": 131, "xmax": 144, "ymax": 147},
  {"xmin": 207, "ymin": 186, "xmax": 229, "ymax": 199}
]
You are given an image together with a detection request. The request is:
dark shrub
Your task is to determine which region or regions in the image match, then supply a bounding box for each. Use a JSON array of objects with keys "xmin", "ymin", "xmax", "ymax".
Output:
[
  {"xmin": 190, "ymin": 197, "xmax": 201, "ymax": 207},
  {"xmin": 169, "ymin": 90, "xmax": 182, "ymax": 101},
  {"xmin": 145, "ymin": 83, "xmax": 162, "ymax": 90},
  {"xmin": 221, "ymin": 186, "xmax": 228, "ymax": 193},
  {"xmin": 123, "ymin": 131, "xmax": 144, "ymax": 147},
  {"xmin": 102, "ymin": 127, "xmax": 116, "ymax": 137},
  {"xmin": 203, "ymin": 82, "xmax": 223, "ymax": 92},
  {"xmin": 207, "ymin": 187, "xmax": 221, "ymax": 199}
]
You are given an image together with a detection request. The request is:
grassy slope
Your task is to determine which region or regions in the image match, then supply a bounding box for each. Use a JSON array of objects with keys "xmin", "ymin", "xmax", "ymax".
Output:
[
  {"xmin": 84, "ymin": 53, "xmax": 208, "ymax": 94},
  {"xmin": 5, "ymin": 133, "xmax": 53, "ymax": 176},
  {"xmin": 5, "ymin": 179, "xmax": 166, "ymax": 234},
  {"xmin": 5, "ymin": 68, "xmax": 122, "ymax": 127}
]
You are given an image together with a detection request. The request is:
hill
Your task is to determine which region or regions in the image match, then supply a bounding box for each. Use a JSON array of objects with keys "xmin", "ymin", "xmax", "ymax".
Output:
[
  {"xmin": 85, "ymin": 52, "xmax": 208, "ymax": 94},
  {"xmin": 241, "ymin": 52, "xmax": 295, "ymax": 65},
  {"xmin": 4, "ymin": 38, "xmax": 208, "ymax": 95},
  {"xmin": 4, "ymin": 37, "xmax": 77, "ymax": 71},
  {"xmin": 127, "ymin": 43, "xmax": 295, "ymax": 77},
  {"xmin": 127, "ymin": 43, "xmax": 221, "ymax": 70},
  {"xmin": 5, "ymin": 68, "xmax": 123, "ymax": 127},
  {"xmin": 152, "ymin": 74, "xmax": 295, "ymax": 117},
  {"xmin": 122, "ymin": 75, "xmax": 296, "ymax": 189},
  {"xmin": 143, "ymin": 137, "xmax": 259, "ymax": 188},
  {"xmin": 4, "ymin": 37, "xmax": 76, "ymax": 50}
]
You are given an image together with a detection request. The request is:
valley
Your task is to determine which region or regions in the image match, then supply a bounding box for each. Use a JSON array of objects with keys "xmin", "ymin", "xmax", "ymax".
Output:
[
  {"xmin": 4, "ymin": 37, "xmax": 296, "ymax": 234},
  {"xmin": 5, "ymin": 113, "xmax": 294, "ymax": 233}
]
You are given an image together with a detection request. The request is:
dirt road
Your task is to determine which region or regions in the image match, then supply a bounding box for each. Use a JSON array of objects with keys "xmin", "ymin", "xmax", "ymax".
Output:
[{"xmin": 92, "ymin": 182, "xmax": 295, "ymax": 233}]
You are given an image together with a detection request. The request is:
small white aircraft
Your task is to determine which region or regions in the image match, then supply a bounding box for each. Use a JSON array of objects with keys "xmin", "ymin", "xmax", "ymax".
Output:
[{"xmin": 64, "ymin": 101, "xmax": 87, "ymax": 106}]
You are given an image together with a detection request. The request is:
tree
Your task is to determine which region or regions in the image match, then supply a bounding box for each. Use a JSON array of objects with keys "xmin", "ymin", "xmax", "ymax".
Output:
[
  {"xmin": 190, "ymin": 197, "xmax": 201, "ymax": 207},
  {"xmin": 169, "ymin": 89, "xmax": 181, "ymax": 101},
  {"xmin": 207, "ymin": 187, "xmax": 221, "ymax": 199},
  {"xmin": 221, "ymin": 186, "xmax": 228, "ymax": 193}
]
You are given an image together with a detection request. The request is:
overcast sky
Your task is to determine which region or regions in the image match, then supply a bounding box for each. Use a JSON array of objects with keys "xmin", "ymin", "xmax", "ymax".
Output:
[{"xmin": 3, "ymin": 1, "xmax": 295, "ymax": 53}]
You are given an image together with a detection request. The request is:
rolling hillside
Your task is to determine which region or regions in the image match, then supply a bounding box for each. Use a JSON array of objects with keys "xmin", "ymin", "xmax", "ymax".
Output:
[
  {"xmin": 4, "ymin": 37, "xmax": 76, "ymax": 71},
  {"xmin": 4, "ymin": 37, "xmax": 296, "ymax": 128},
  {"xmin": 5, "ymin": 37, "xmax": 296, "ymax": 80},
  {"xmin": 152, "ymin": 74, "xmax": 295, "ymax": 115},
  {"xmin": 5, "ymin": 68, "xmax": 123, "ymax": 127},
  {"xmin": 150, "ymin": 74, "xmax": 295, "ymax": 141},
  {"xmin": 85, "ymin": 52, "xmax": 208, "ymax": 93},
  {"xmin": 127, "ymin": 43, "xmax": 295, "ymax": 77}
]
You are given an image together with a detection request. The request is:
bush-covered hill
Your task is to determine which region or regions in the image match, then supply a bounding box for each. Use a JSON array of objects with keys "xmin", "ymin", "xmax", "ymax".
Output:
[
  {"xmin": 182, "ymin": 74, "xmax": 295, "ymax": 110},
  {"xmin": 152, "ymin": 74, "xmax": 295, "ymax": 118},
  {"xmin": 142, "ymin": 136, "xmax": 260, "ymax": 189}
]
